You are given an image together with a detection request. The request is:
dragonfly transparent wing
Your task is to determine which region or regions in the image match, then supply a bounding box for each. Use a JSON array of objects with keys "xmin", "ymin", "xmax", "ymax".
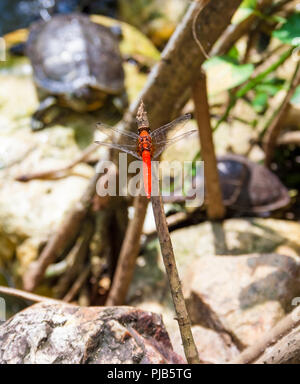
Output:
[
  {"xmin": 96, "ymin": 122, "xmax": 139, "ymax": 146},
  {"xmin": 94, "ymin": 141, "xmax": 142, "ymax": 160},
  {"xmin": 152, "ymin": 130, "xmax": 197, "ymax": 159},
  {"xmin": 150, "ymin": 114, "xmax": 192, "ymax": 143},
  {"xmin": 95, "ymin": 122, "xmax": 141, "ymax": 159}
]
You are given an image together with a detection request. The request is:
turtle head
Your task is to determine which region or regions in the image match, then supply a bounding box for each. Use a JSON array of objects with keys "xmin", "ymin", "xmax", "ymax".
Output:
[{"xmin": 62, "ymin": 87, "xmax": 107, "ymax": 112}]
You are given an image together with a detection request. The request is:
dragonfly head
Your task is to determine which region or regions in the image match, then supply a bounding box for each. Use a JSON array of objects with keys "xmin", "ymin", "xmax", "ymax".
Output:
[
  {"xmin": 136, "ymin": 100, "xmax": 149, "ymax": 131},
  {"xmin": 138, "ymin": 126, "xmax": 151, "ymax": 135}
]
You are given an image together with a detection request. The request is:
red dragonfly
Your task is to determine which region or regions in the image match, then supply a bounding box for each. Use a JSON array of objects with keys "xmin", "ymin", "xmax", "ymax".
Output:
[{"xmin": 95, "ymin": 101, "xmax": 196, "ymax": 199}]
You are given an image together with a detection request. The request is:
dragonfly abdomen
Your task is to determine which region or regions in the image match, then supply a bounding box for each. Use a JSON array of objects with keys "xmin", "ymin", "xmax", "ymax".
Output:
[{"xmin": 142, "ymin": 150, "xmax": 151, "ymax": 199}]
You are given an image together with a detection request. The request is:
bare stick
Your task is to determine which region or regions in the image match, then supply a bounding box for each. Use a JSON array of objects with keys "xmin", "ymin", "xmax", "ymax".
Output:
[
  {"xmin": 231, "ymin": 305, "xmax": 300, "ymax": 364},
  {"xmin": 192, "ymin": 71, "xmax": 225, "ymax": 219},
  {"xmin": 263, "ymin": 62, "xmax": 300, "ymax": 166},
  {"xmin": 255, "ymin": 324, "xmax": 300, "ymax": 364},
  {"xmin": 16, "ymin": 143, "xmax": 98, "ymax": 182},
  {"xmin": 55, "ymin": 221, "xmax": 94, "ymax": 298},
  {"xmin": 106, "ymin": 195, "xmax": 148, "ymax": 306},
  {"xmin": 0, "ymin": 286, "xmax": 68, "ymax": 305},
  {"xmin": 192, "ymin": 0, "xmax": 211, "ymax": 60},
  {"xmin": 151, "ymin": 193, "xmax": 200, "ymax": 364},
  {"xmin": 63, "ymin": 265, "xmax": 91, "ymax": 303}
]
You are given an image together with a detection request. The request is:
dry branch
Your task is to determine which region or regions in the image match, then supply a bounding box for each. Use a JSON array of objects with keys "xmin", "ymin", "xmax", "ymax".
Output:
[
  {"xmin": 255, "ymin": 324, "xmax": 300, "ymax": 364},
  {"xmin": 55, "ymin": 221, "xmax": 94, "ymax": 298},
  {"xmin": 151, "ymin": 194, "xmax": 200, "ymax": 364},
  {"xmin": 263, "ymin": 62, "xmax": 300, "ymax": 166},
  {"xmin": 231, "ymin": 305, "xmax": 300, "ymax": 364},
  {"xmin": 23, "ymin": 170, "xmax": 105, "ymax": 291},
  {"xmin": 16, "ymin": 143, "xmax": 98, "ymax": 182},
  {"xmin": 106, "ymin": 195, "xmax": 148, "ymax": 306},
  {"xmin": 192, "ymin": 71, "xmax": 225, "ymax": 219},
  {"xmin": 0, "ymin": 286, "xmax": 67, "ymax": 305},
  {"xmin": 63, "ymin": 265, "xmax": 91, "ymax": 303}
]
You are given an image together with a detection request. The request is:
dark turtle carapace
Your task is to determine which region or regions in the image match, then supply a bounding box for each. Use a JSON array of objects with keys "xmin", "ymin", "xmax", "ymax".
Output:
[
  {"xmin": 26, "ymin": 13, "xmax": 125, "ymax": 130},
  {"xmin": 217, "ymin": 154, "xmax": 290, "ymax": 214}
]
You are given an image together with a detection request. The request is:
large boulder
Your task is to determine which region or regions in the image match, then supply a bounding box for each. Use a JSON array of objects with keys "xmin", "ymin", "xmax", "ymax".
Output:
[
  {"xmin": 170, "ymin": 219, "xmax": 300, "ymax": 276},
  {"xmin": 0, "ymin": 303, "xmax": 184, "ymax": 364}
]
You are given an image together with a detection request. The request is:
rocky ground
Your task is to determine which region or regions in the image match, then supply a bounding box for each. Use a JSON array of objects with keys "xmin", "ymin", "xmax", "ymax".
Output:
[{"xmin": 128, "ymin": 218, "xmax": 300, "ymax": 362}]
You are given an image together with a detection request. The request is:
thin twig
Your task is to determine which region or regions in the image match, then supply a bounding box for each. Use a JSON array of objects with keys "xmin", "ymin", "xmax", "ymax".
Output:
[
  {"xmin": 231, "ymin": 305, "xmax": 300, "ymax": 364},
  {"xmin": 255, "ymin": 324, "xmax": 300, "ymax": 364},
  {"xmin": 0, "ymin": 286, "xmax": 68, "ymax": 305},
  {"xmin": 263, "ymin": 62, "xmax": 300, "ymax": 166},
  {"xmin": 54, "ymin": 221, "xmax": 94, "ymax": 298},
  {"xmin": 192, "ymin": 71, "xmax": 225, "ymax": 219},
  {"xmin": 90, "ymin": 210, "xmax": 111, "ymax": 303},
  {"xmin": 106, "ymin": 195, "xmax": 148, "ymax": 306},
  {"xmin": 63, "ymin": 265, "xmax": 91, "ymax": 303},
  {"xmin": 151, "ymin": 193, "xmax": 200, "ymax": 364},
  {"xmin": 16, "ymin": 143, "xmax": 98, "ymax": 182},
  {"xmin": 192, "ymin": 0, "xmax": 211, "ymax": 60}
]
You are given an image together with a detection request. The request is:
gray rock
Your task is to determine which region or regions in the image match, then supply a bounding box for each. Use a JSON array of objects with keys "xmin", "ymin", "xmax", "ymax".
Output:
[
  {"xmin": 129, "ymin": 219, "xmax": 300, "ymax": 358},
  {"xmin": 170, "ymin": 218, "xmax": 300, "ymax": 276},
  {"xmin": 172, "ymin": 325, "xmax": 240, "ymax": 364},
  {"xmin": 0, "ymin": 303, "xmax": 184, "ymax": 364},
  {"xmin": 183, "ymin": 253, "xmax": 300, "ymax": 348}
]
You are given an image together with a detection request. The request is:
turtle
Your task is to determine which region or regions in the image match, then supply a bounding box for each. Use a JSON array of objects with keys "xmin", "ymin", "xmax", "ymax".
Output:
[
  {"xmin": 216, "ymin": 154, "xmax": 290, "ymax": 214},
  {"xmin": 26, "ymin": 13, "xmax": 125, "ymax": 130},
  {"xmin": 167, "ymin": 154, "xmax": 290, "ymax": 214}
]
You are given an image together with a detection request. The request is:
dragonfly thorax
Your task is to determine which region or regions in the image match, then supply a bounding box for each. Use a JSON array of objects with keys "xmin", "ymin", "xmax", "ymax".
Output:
[{"xmin": 138, "ymin": 130, "xmax": 152, "ymax": 157}]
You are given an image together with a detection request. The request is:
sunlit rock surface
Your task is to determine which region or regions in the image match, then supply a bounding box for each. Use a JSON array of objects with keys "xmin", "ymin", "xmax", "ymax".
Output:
[
  {"xmin": 130, "ymin": 218, "xmax": 300, "ymax": 360},
  {"xmin": 0, "ymin": 303, "xmax": 184, "ymax": 364},
  {"xmin": 183, "ymin": 253, "xmax": 300, "ymax": 347}
]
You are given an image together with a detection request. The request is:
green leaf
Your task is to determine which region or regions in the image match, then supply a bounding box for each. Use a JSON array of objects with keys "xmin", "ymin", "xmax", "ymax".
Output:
[
  {"xmin": 203, "ymin": 56, "xmax": 254, "ymax": 94},
  {"xmin": 252, "ymin": 92, "xmax": 268, "ymax": 113},
  {"xmin": 255, "ymin": 77, "xmax": 285, "ymax": 96},
  {"xmin": 228, "ymin": 46, "xmax": 240, "ymax": 61},
  {"xmin": 291, "ymin": 85, "xmax": 300, "ymax": 106},
  {"xmin": 232, "ymin": 0, "xmax": 257, "ymax": 24},
  {"xmin": 273, "ymin": 13, "xmax": 300, "ymax": 46}
]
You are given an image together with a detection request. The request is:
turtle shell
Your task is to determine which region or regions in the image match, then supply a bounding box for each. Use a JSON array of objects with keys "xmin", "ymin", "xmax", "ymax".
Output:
[
  {"xmin": 26, "ymin": 13, "xmax": 124, "ymax": 95},
  {"xmin": 217, "ymin": 154, "xmax": 290, "ymax": 213}
]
